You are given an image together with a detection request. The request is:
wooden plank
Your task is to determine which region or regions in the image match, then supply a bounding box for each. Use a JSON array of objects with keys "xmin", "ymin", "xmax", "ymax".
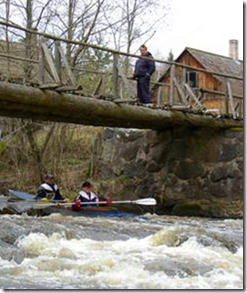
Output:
[
  {"xmin": 186, "ymin": 92, "xmax": 190, "ymax": 102},
  {"xmin": 101, "ymin": 74, "xmax": 106, "ymax": 97},
  {"xmin": 173, "ymin": 77, "xmax": 188, "ymax": 105},
  {"xmin": 116, "ymin": 63, "xmax": 136, "ymax": 98},
  {"xmin": 113, "ymin": 98, "xmax": 138, "ymax": 103},
  {"xmin": 224, "ymin": 79, "xmax": 229, "ymax": 114},
  {"xmin": 182, "ymin": 68, "xmax": 187, "ymax": 98},
  {"xmin": 55, "ymin": 41, "xmax": 62, "ymax": 80},
  {"xmin": 170, "ymin": 105, "xmax": 191, "ymax": 111},
  {"xmin": 58, "ymin": 46, "xmax": 77, "ymax": 86},
  {"xmin": 169, "ymin": 65, "xmax": 175, "ymax": 105},
  {"xmin": 239, "ymin": 100, "xmax": 243, "ymax": 119},
  {"xmin": 38, "ymin": 37, "xmax": 45, "ymax": 85},
  {"xmin": 44, "ymin": 61, "xmax": 57, "ymax": 81},
  {"xmin": 92, "ymin": 76, "xmax": 103, "ymax": 97},
  {"xmin": 120, "ymin": 82, "xmax": 124, "ymax": 99},
  {"xmin": 112, "ymin": 54, "xmax": 119, "ymax": 98},
  {"xmin": 227, "ymin": 81, "xmax": 236, "ymax": 119},
  {"xmin": 234, "ymin": 102, "xmax": 239, "ymax": 112},
  {"xmin": 39, "ymin": 83, "xmax": 61, "ymax": 89},
  {"xmin": 157, "ymin": 86, "xmax": 162, "ymax": 106},
  {"xmin": 234, "ymin": 102, "xmax": 240, "ymax": 118},
  {"xmin": 55, "ymin": 85, "xmax": 82, "ymax": 92},
  {"xmin": 184, "ymin": 83, "xmax": 203, "ymax": 109},
  {"xmin": 198, "ymin": 91, "xmax": 203, "ymax": 102},
  {"xmin": 0, "ymin": 52, "xmax": 39, "ymax": 63},
  {"xmin": 204, "ymin": 109, "xmax": 220, "ymax": 117},
  {"xmin": 92, "ymin": 73, "xmax": 106, "ymax": 97},
  {"xmin": 41, "ymin": 43, "xmax": 60, "ymax": 83}
]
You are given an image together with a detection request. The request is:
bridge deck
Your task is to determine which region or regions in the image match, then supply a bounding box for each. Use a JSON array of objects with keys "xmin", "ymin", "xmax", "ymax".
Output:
[{"xmin": 0, "ymin": 81, "xmax": 242, "ymax": 130}]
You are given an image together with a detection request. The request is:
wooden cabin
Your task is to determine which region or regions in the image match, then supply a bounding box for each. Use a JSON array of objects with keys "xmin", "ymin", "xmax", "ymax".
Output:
[{"xmin": 152, "ymin": 47, "xmax": 243, "ymax": 116}]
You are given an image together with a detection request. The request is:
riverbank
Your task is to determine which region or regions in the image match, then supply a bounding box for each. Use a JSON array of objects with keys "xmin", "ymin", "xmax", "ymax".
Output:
[{"xmin": 0, "ymin": 120, "xmax": 243, "ymax": 218}]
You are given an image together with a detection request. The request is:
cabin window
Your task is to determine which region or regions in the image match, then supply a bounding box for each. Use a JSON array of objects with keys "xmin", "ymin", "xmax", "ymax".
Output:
[{"xmin": 186, "ymin": 71, "xmax": 197, "ymax": 88}]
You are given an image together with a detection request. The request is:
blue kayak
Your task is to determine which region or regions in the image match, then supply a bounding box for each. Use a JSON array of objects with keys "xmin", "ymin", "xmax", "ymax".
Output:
[{"xmin": 7, "ymin": 189, "xmax": 141, "ymax": 218}]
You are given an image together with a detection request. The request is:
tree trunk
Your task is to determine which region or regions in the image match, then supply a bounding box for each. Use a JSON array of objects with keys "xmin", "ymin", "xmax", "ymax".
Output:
[
  {"xmin": 0, "ymin": 81, "xmax": 243, "ymax": 130},
  {"xmin": 25, "ymin": 123, "xmax": 44, "ymax": 181}
]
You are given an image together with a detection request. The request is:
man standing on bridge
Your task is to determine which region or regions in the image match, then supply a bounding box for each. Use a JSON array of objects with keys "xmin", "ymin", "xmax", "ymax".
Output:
[{"xmin": 133, "ymin": 44, "xmax": 156, "ymax": 104}]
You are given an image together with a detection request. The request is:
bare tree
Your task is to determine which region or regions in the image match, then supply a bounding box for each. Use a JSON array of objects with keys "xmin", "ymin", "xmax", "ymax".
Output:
[
  {"xmin": 3, "ymin": 0, "xmax": 11, "ymax": 80},
  {"xmin": 0, "ymin": 1, "xmax": 65, "ymax": 181},
  {"xmin": 102, "ymin": 0, "xmax": 169, "ymax": 74},
  {"xmin": 46, "ymin": 0, "xmax": 110, "ymax": 67},
  {"xmin": 8, "ymin": 0, "xmax": 55, "ymax": 29},
  {"xmin": 104, "ymin": 0, "xmax": 169, "ymax": 52}
]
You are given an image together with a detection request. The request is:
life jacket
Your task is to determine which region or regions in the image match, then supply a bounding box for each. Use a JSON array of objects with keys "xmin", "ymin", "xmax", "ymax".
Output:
[
  {"xmin": 76, "ymin": 190, "xmax": 98, "ymax": 203},
  {"xmin": 40, "ymin": 183, "xmax": 59, "ymax": 200}
]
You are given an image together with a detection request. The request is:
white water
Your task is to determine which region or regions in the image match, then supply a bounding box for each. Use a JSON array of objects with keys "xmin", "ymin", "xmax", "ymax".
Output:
[{"xmin": 0, "ymin": 213, "xmax": 243, "ymax": 289}]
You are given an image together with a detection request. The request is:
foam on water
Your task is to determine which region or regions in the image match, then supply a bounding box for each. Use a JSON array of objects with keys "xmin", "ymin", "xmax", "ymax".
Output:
[
  {"xmin": 0, "ymin": 214, "xmax": 243, "ymax": 289},
  {"xmin": 0, "ymin": 228, "xmax": 242, "ymax": 289}
]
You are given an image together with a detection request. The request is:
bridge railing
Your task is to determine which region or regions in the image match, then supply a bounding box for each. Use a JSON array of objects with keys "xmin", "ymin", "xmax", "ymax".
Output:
[{"xmin": 0, "ymin": 20, "xmax": 243, "ymax": 119}]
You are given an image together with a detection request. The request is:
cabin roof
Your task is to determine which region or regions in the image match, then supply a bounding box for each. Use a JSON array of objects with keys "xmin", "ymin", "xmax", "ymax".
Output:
[
  {"xmin": 156, "ymin": 47, "xmax": 243, "ymax": 97},
  {"xmin": 183, "ymin": 47, "xmax": 243, "ymax": 78}
]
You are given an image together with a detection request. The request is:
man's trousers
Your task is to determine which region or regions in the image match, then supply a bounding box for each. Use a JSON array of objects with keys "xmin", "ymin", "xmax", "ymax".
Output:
[{"xmin": 137, "ymin": 76, "xmax": 151, "ymax": 104}]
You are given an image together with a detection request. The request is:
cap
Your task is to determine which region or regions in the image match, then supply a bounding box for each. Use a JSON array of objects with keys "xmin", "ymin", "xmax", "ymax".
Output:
[
  {"xmin": 44, "ymin": 174, "xmax": 54, "ymax": 180},
  {"xmin": 81, "ymin": 181, "xmax": 93, "ymax": 188}
]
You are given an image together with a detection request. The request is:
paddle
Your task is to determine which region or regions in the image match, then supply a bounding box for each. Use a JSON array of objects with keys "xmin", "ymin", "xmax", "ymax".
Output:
[
  {"xmin": 107, "ymin": 198, "xmax": 157, "ymax": 206},
  {"xmin": 32, "ymin": 197, "xmax": 157, "ymax": 209}
]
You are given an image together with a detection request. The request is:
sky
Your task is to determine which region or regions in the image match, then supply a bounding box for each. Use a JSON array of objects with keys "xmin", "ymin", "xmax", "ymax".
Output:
[{"xmin": 150, "ymin": 0, "xmax": 244, "ymax": 61}]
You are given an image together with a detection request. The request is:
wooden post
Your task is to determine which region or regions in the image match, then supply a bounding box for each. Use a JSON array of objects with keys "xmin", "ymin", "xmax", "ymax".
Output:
[
  {"xmin": 38, "ymin": 36, "xmax": 45, "ymax": 85},
  {"xmin": 116, "ymin": 63, "xmax": 136, "ymax": 98},
  {"xmin": 92, "ymin": 76, "xmax": 103, "ymax": 97},
  {"xmin": 41, "ymin": 42, "xmax": 60, "ymax": 83},
  {"xmin": 234, "ymin": 102, "xmax": 240, "ymax": 118},
  {"xmin": 173, "ymin": 77, "xmax": 188, "ymax": 105},
  {"xmin": 227, "ymin": 81, "xmax": 236, "ymax": 119},
  {"xmin": 55, "ymin": 41, "xmax": 62, "ymax": 80},
  {"xmin": 169, "ymin": 65, "xmax": 175, "ymax": 105},
  {"xmin": 101, "ymin": 73, "xmax": 106, "ymax": 97},
  {"xmin": 184, "ymin": 83, "xmax": 203, "ymax": 109},
  {"xmin": 112, "ymin": 53, "xmax": 119, "ymax": 98},
  {"xmin": 58, "ymin": 46, "xmax": 77, "ymax": 86},
  {"xmin": 239, "ymin": 99, "xmax": 243, "ymax": 119},
  {"xmin": 224, "ymin": 79, "xmax": 229, "ymax": 114},
  {"xmin": 182, "ymin": 67, "xmax": 187, "ymax": 98},
  {"xmin": 157, "ymin": 86, "xmax": 162, "ymax": 106}
]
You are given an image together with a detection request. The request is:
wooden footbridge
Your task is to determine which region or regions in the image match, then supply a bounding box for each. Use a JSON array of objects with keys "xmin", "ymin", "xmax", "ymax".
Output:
[{"xmin": 0, "ymin": 21, "xmax": 243, "ymax": 130}]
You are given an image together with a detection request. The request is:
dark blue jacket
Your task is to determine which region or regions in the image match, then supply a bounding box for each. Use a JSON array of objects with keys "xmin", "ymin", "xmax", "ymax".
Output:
[{"xmin": 133, "ymin": 52, "xmax": 155, "ymax": 78}]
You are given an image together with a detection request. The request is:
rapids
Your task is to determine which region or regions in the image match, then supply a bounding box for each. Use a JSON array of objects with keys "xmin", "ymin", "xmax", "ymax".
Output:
[{"xmin": 0, "ymin": 213, "xmax": 243, "ymax": 289}]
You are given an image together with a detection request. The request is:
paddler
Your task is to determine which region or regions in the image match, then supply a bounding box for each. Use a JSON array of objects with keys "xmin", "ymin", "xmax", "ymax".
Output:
[
  {"xmin": 72, "ymin": 181, "xmax": 112, "ymax": 210},
  {"xmin": 35, "ymin": 174, "xmax": 70, "ymax": 202}
]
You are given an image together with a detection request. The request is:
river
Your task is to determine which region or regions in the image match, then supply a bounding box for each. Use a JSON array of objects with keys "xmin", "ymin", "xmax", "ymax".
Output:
[{"xmin": 0, "ymin": 212, "xmax": 243, "ymax": 290}]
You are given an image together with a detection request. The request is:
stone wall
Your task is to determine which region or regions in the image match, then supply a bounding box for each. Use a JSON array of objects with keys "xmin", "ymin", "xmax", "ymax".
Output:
[{"xmin": 94, "ymin": 126, "xmax": 243, "ymax": 218}]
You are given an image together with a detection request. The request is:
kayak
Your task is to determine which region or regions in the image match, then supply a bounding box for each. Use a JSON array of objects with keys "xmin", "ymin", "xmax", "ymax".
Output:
[{"xmin": 6, "ymin": 189, "xmax": 143, "ymax": 218}]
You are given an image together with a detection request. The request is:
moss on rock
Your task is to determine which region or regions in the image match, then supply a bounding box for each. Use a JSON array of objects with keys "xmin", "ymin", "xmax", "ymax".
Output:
[{"xmin": 172, "ymin": 203, "xmax": 203, "ymax": 217}]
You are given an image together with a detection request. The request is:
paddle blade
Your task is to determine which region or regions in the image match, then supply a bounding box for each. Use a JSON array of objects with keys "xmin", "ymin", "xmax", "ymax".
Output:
[{"xmin": 134, "ymin": 198, "xmax": 157, "ymax": 205}]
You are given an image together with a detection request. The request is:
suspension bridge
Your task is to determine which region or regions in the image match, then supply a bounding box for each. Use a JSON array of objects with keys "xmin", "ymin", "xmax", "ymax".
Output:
[{"xmin": 0, "ymin": 21, "xmax": 243, "ymax": 130}]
